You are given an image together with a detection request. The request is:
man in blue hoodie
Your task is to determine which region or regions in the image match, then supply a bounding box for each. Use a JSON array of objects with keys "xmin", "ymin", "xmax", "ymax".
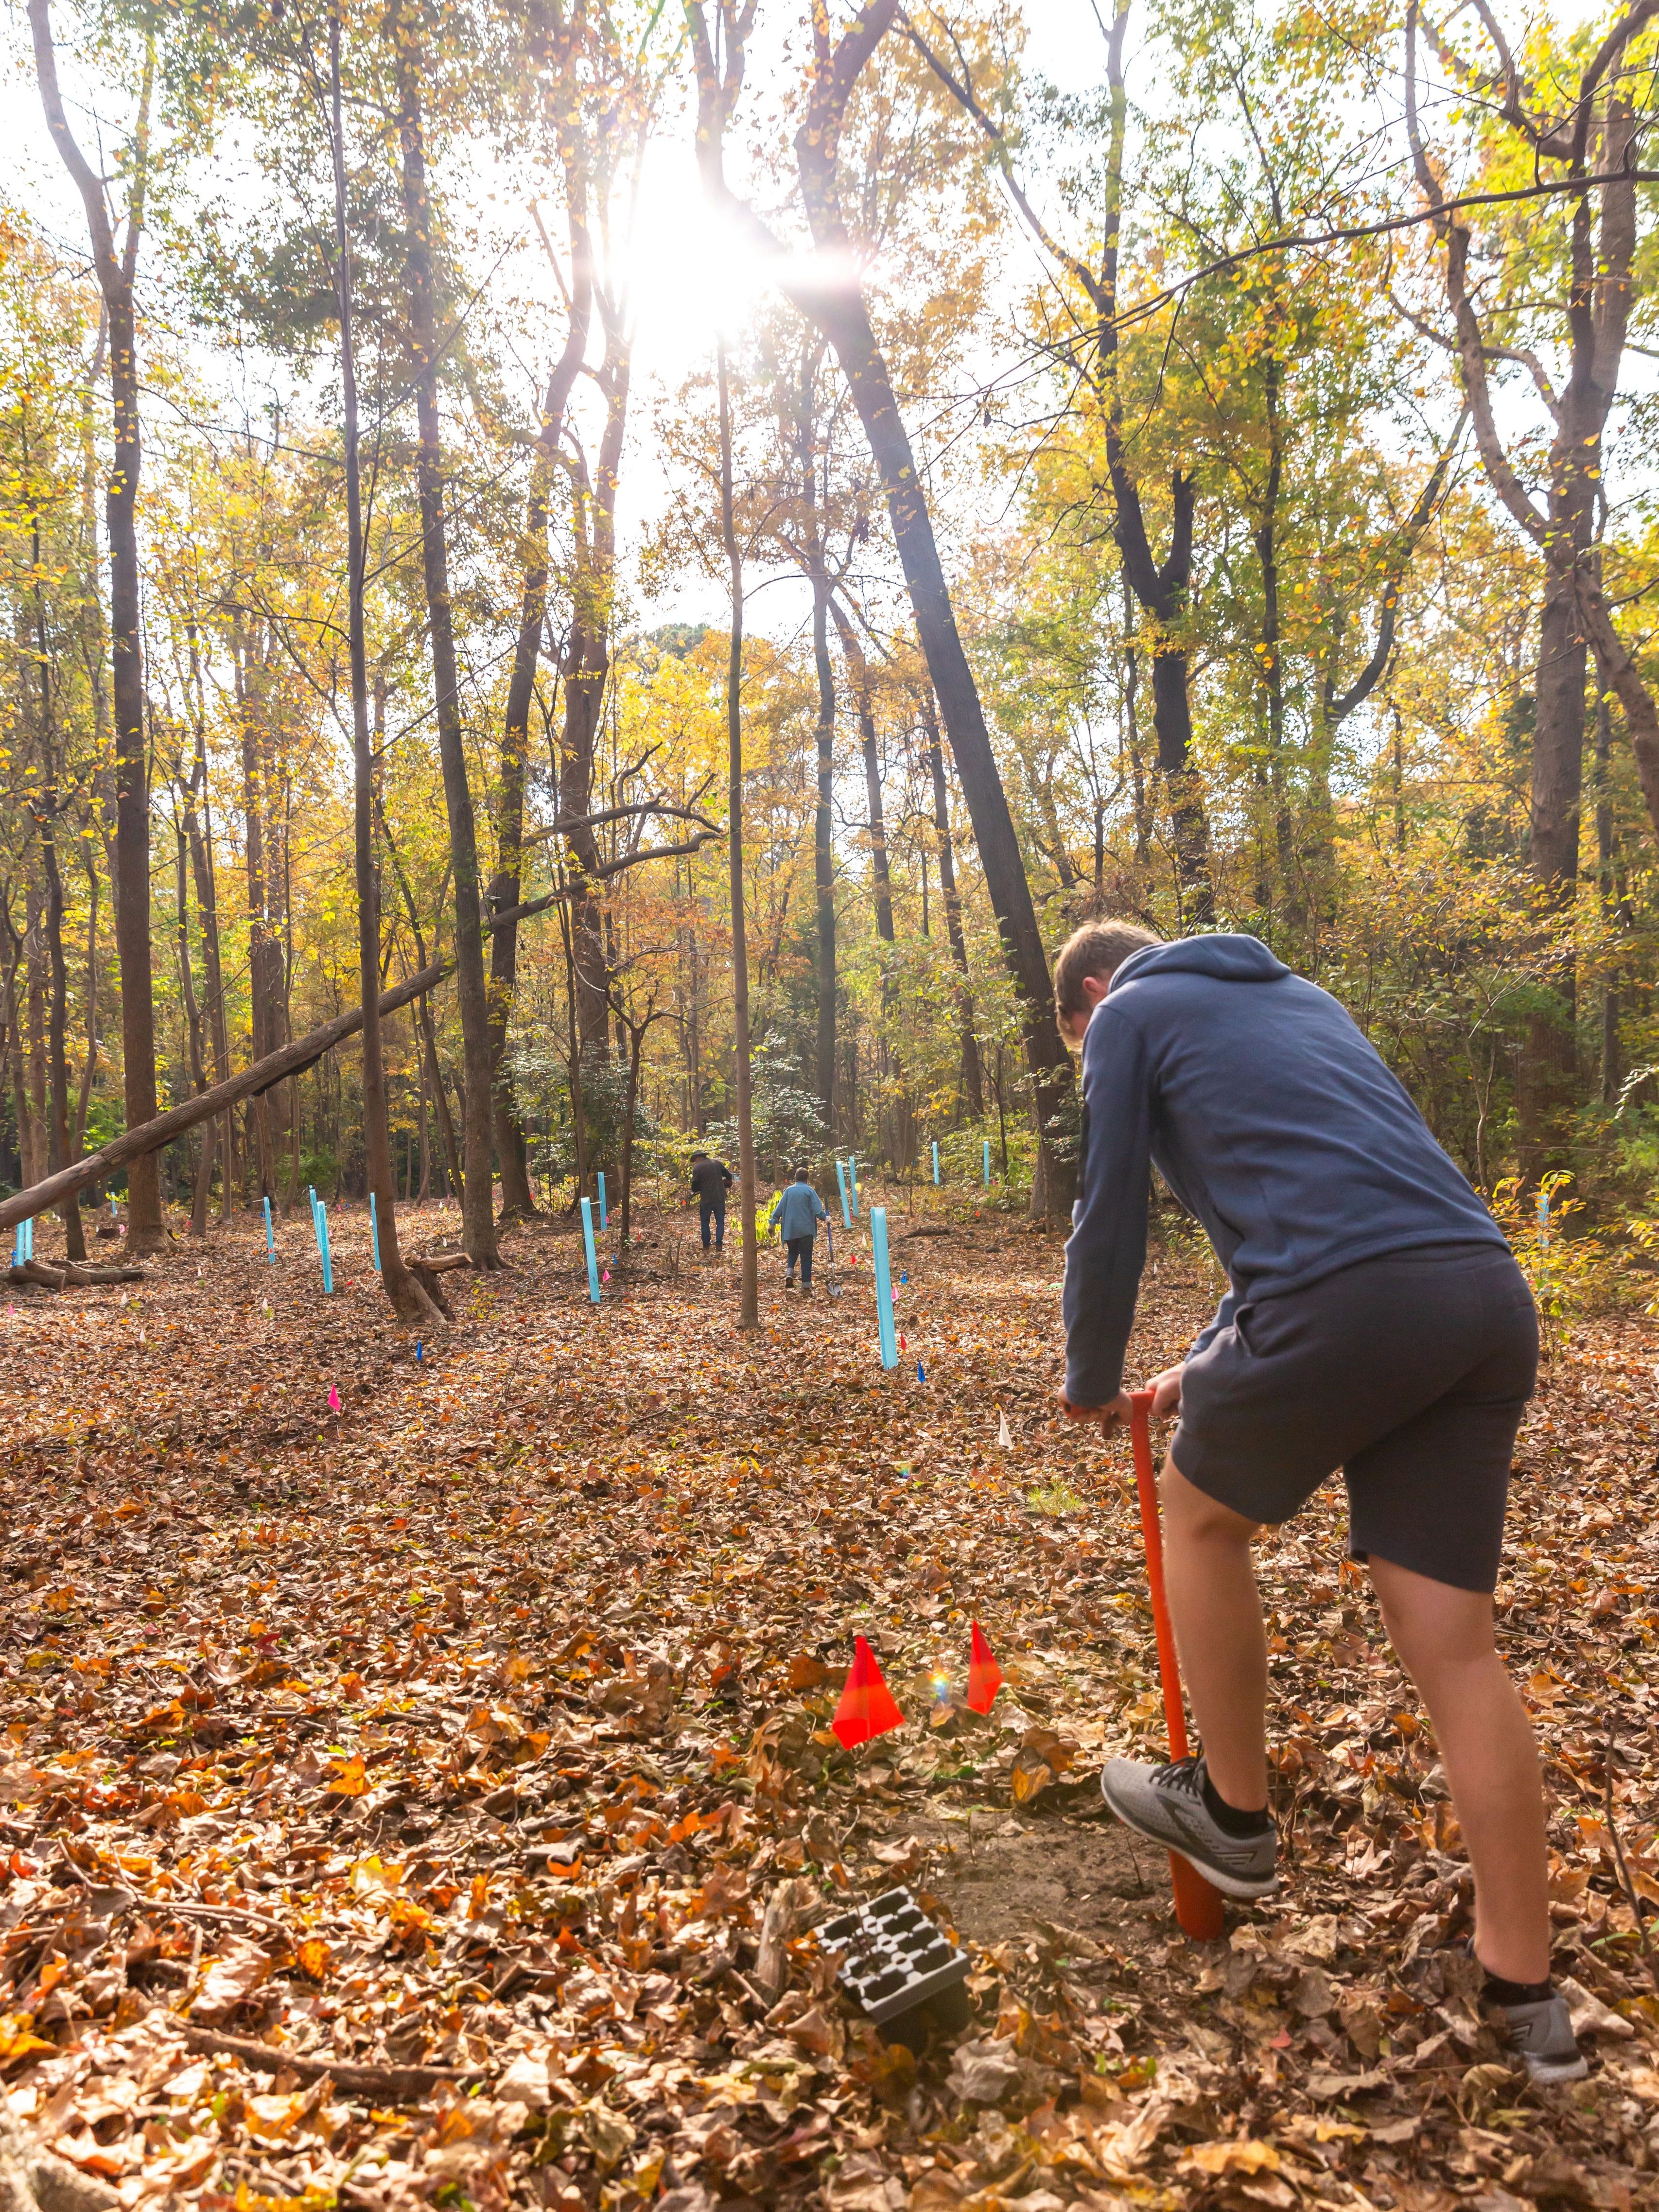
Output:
[{"xmin": 1055, "ymin": 920, "xmax": 1582, "ymax": 2085}]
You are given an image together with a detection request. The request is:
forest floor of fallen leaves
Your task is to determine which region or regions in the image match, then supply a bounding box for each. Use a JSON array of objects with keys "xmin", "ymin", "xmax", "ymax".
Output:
[{"xmin": 1, "ymin": 1193, "xmax": 1657, "ymax": 2212}]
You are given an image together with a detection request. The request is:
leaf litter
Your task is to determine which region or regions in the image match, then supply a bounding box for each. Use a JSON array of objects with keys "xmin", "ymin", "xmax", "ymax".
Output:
[{"xmin": 0, "ymin": 1205, "xmax": 1656, "ymax": 2210}]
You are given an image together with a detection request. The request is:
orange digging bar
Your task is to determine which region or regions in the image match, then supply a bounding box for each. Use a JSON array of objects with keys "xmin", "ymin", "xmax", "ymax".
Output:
[{"xmin": 1125, "ymin": 1388, "xmax": 1226, "ymax": 1941}]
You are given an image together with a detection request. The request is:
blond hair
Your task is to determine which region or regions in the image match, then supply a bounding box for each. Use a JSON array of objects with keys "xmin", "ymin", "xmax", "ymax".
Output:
[{"xmin": 1053, "ymin": 921, "xmax": 1160, "ymax": 1025}]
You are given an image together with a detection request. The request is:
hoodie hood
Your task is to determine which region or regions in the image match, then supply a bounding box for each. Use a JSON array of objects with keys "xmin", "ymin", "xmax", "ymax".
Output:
[{"xmin": 1111, "ymin": 932, "xmax": 1290, "ymax": 992}]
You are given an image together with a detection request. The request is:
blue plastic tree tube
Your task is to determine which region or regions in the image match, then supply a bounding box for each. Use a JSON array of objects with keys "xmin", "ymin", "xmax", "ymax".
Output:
[
  {"xmin": 870, "ymin": 1206, "xmax": 897, "ymax": 1369},
  {"xmin": 598, "ymin": 1171, "xmax": 608, "ymax": 1229},
  {"xmin": 849, "ymin": 1155, "xmax": 860, "ymax": 1218},
  {"xmin": 370, "ymin": 1190, "xmax": 381, "ymax": 1271},
  {"xmin": 835, "ymin": 1158, "xmax": 851, "ymax": 1227},
  {"xmin": 317, "ymin": 1202, "xmax": 335, "ymax": 1294},
  {"xmin": 983, "ymin": 1138, "xmax": 991, "ymax": 1187},
  {"xmin": 932, "ymin": 1140, "xmax": 940, "ymax": 1185},
  {"xmin": 263, "ymin": 1196, "xmax": 275, "ymax": 1260},
  {"xmin": 580, "ymin": 1196, "xmax": 601, "ymax": 1304}
]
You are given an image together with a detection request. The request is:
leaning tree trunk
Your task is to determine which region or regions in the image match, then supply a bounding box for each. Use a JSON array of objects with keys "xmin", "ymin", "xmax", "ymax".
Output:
[
  {"xmin": 395, "ymin": 28, "xmax": 498, "ymax": 1268},
  {"xmin": 786, "ymin": 18, "xmax": 1075, "ymax": 1215},
  {"xmin": 30, "ymin": 1, "xmax": 165, "ymax": 1250},
  {"xmin": 811, "ymin": 291, "xmax": 1074, "ymax": 1210},
  {"xmin": 688, "ymin": 0, "xmax": 1075, "ymax": 1217}
]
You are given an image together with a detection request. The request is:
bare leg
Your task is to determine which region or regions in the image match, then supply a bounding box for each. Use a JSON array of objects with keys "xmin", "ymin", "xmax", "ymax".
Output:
[
  {"xmin": 1160, "ymin": 1453, "xmax": 1268, "ymax": 1812},
  {"xmin": 1368, "ymin": 1555, "xmax": 1549, "ymax": 1986}
]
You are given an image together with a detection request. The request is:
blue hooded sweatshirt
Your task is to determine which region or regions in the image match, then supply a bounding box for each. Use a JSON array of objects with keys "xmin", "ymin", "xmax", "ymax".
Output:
[{"xmin": 1062, "ymin": 934, "xmax": 1506, "ymax": 1406}]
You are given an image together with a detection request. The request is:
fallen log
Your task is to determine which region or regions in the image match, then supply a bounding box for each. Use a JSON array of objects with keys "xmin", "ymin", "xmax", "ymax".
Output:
[
  {"xmin": 412, "ymin": 1251, "xmax": 474, "ymax": 1273},
  {"xmin": 0, "ymin": 826, "xmax": 729, "ymax": 1241},
  {"xmin": 0, "ymin": 961, "xmax": 447, "ymax": 1237},
  {"xmin": 5, "ymin": 1263, "xmax": 148, "ymax": 1291}
]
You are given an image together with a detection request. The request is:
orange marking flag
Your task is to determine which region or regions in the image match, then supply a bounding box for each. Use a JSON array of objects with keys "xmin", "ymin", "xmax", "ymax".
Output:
[{"xmin": 966, "ymin": 1620, "xmax": 1003, "ymax": 1715}]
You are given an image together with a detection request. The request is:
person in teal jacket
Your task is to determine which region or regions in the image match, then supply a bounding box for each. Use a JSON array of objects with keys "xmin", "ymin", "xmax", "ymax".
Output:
[{"xmin": 768, "ymin": 1168, "xmax": 828, "ymax": 1293}]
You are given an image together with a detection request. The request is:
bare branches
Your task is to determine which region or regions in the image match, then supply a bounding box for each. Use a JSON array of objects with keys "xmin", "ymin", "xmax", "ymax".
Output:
[
  {"xmin": 1327, "ymin": 414, "xmax": 1467, "ymax": 727},
  {"xmin": 517, "ymin": 800, "xmax": 723, "ymax": 853}
]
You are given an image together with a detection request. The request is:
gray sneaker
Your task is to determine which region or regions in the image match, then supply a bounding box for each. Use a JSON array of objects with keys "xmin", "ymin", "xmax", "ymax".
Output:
[
  {"xmin": 1493, "ymin": 1990, "xmax": 1588, "ymax": 2086},
  {"xmin": 1100, "ymin": 1756, "xmax": 1278, "ymax": 1899}
]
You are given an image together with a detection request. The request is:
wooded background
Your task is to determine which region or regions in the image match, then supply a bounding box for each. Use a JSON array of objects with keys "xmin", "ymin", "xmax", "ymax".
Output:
[{"xmin": 4, "ymin": 0, "xmax": 1658, "ymax": 1304}]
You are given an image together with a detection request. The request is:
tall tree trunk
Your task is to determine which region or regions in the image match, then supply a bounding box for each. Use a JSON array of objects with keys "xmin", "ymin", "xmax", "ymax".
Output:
[
  {"xmin": 2, "ymin": 926, "xmax": 32, "ymax": 1193},
  {"xmin": 617, "ymin": 1016, "xmax": 647, "ymax": 1248},
  {"xmin": 380, "ymin": 811, "xmax": 464, "ymax": 1211},
  {"xmin": 232, "ymin": 615, "xmax": 288, "ymax": 1192},
  {"xmin": 26, "ymin": 880, "xmax": 47, "ymax": 1191},
  {"xmin": 1405, "ymin": 15, "xmax": 1650, "ymax": 1169},
  {"xmin": 556, "ymin": 320, "xmax": 632, "ymax": 1094},
  {"xmin": 30, "ymin": 520, "xmax": 86, "ymax": 1260},
  {"xmin": 687, "ymin": 0, "xmax": 1077, "ymax": 1219},
  {"xmin": 1516, "ymin": 563, "xmax": 1588, "ymax": 1165},
  {"xmin": 923, "ymin": 685, "xmax": 983, "ymax": 1116},
  {"xmin": 182, "ymin": 671, "xmax": 235, "ymax": 1223},
  {"xmin": 39, "ymin": 794, "xmax": 85, "ymax": 1260},
  {"xmin": 829, "ymin": 600, "xmax": 894, "ymax": 945},
  {"xmin": 174, "ymin": 819, "xmax": 213, "ymax": 1237},
  {"xmin": 395, "ymin": 27, "xmax": 498, "ymax": 1267},
  {"xmin": 1593, "ymin": 681, "xmax": 1622, "ymax": 1104},
  {"xmin": 489, "ymin": 694, "xmax": 538, "ymax": 1221},
  {"xmin": 72, "ymin": 845, "xmax": 98, "ymax": 1162},
  {"xmin": 811, "ymin": 576, "xmax": 838, "ymax": 1137},
  {"xmin": 333, "ymin": 12, "xmax": 431, "ymax": 1324},
  {"xmin": 30, "ymin": 3, "xmax": 165, "ymax": 1248},
  {"xmin": 1097, "ymin": 9, "xmax": 1212, "ymax": 922},
  {"xmin": 717, "ymin": 338, "xmax": 759, "ymax": 1330},
  {"xmin": 799, "ymin": 277, "xmax": 1074, "ymax": 1207},
  {"xmin": 491, "ymin": 199, "xmax": 592, "ymax": 1223},
  {"xmin": 416, "ymin": 1017, "xmax": 432, "ymax": 1200}
]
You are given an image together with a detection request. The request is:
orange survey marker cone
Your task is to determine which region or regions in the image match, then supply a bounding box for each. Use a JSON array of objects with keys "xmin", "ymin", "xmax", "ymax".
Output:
[
  {"xmin": 1125, "ymin": 1389, "xmax": 1226, "ymax": 1941},
  {"xmin": 966, "ymin": 1620, "xmax": 1003, "ymax": 1714},
  {"xmin": 832, "ymin": 1635, "xmax": 906, "ymax": 1749}
]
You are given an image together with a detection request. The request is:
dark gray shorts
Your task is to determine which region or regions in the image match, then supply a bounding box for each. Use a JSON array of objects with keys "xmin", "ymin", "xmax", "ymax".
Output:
[{"xmin": 1171, "ymin": 1241, "xmax": 1537, "ymax": 1593}]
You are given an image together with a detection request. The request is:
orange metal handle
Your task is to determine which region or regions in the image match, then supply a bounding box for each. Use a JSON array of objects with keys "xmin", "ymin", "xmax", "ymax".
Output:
[
  {"xmin": 1126, "ymin": 1389, "xmax": 1188, "ymax": 1762},
  {"xmin": 1121, "ymin": 1388, "xmax": 1225, "ymax": 1942}
]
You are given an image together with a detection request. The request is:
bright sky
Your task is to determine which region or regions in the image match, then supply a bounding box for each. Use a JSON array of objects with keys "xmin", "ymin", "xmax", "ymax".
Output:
[
  {"xmin": 4, "ymin": 3, "xmax": 1615, "ymax": 645},
  {"xmin": 0, "ymin": 0, "xmax": 1120, "ymax": 643}
]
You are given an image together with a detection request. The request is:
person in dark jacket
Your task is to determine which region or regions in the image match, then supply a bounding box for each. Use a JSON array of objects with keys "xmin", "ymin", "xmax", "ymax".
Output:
[
  {"xmin": 768, "ymin": 1167, "xmax": 828, "ymax": 1292},
  {"xmin": 688, "ymin": 1150, "xmax": 733, "ymax": 1254},
  {"xmin": 1055, "ymin": 920, "xmax": 1581, "ymax": 2086}
]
